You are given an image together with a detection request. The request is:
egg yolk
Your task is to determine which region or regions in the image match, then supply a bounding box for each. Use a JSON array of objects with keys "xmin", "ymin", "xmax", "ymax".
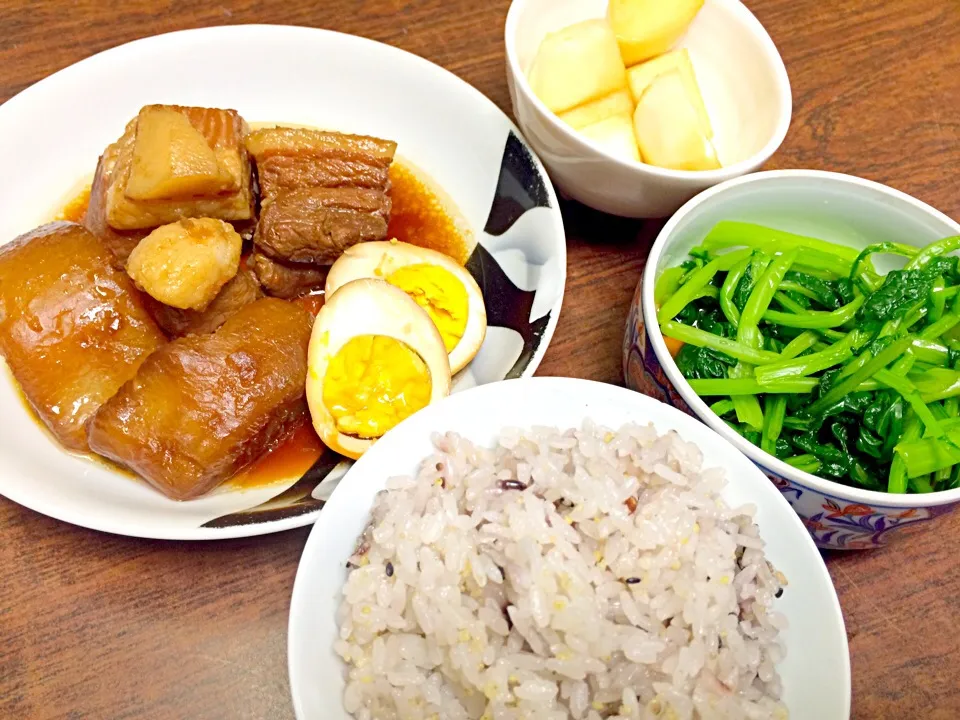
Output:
[
  {"xmin": 386, "ymin": 264, "xmax": 468, "ymax": 352},
  {"xmin": 322, "ymin": 335, "xmax": 433, "ymax": 439}
]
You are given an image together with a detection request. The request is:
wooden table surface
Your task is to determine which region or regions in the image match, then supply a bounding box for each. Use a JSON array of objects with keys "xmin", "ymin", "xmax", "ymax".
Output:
[{"xmin": 1, "ymin": 1, "xmax": 959, "ymax": 718}]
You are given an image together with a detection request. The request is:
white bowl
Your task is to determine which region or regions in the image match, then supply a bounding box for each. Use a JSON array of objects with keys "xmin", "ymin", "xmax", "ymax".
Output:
[
  {"xmin": 0, "ymin": 25, "xmax": 567, "ymax": 540},
  {"xmin": 288, "ymin": 377, "xmax": 851, "ymax": 719},
  {"xmin": 505, "ymin": 0, "xmax": 792, "ymax": 218},
  {"xmin": 626, "ymin": 169, "xmax": 960, "ymax": 549}
]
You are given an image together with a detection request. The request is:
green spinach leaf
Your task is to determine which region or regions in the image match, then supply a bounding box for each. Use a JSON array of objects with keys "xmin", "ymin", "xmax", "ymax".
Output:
[{"xmin": 675, "ymin": 344, "xmax": 736, "ymax": 380}]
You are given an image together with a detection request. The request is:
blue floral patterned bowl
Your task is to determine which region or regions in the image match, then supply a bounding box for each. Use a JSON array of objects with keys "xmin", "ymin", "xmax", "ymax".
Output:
[{"xmin": 624, "ymin": 170, "xmax": 960, "ymax": 550}]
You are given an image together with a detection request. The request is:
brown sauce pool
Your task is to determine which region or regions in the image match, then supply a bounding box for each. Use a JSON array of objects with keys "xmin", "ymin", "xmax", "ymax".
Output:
[
  {"xmin": 57, "ymin": 186, "xmax": 91, "ymax": 223},
  {"xmin": 226, "ymin": 420, "xmax": 326, "ymax": 490},
  {"xmin": 46, "ymin": 159, "xmax": 470, "ymax": 494},
  {"xmin": 387, "ymin": 162, "xmax": 472, "ymax": 265}
]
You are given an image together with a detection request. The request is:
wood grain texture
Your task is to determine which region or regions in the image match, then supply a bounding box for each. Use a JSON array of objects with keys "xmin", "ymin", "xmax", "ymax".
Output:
[{"xmin": 1, "ymin": 0, "xmax": 959, "ymax": 718}]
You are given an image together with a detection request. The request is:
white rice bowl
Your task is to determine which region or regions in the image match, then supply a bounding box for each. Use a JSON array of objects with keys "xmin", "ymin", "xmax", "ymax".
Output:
[
  {"xmin": 335, "ymin": 423, "xmax": 788, "ymax": 720},
  {"xmin": 288, "ymin": 377, "xmax": 850, "ymax": 720}
]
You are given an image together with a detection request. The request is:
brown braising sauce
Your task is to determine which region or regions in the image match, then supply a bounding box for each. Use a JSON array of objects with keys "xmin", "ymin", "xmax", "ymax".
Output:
[
  {"xmin": 56, "ymin": 186, "xmax": 91, "ymax": 223},
  {"xmin": 227, "ymin": 420, "xmax": 326, "ymax": 490},
  {"xmin": 50, "ymin": 158, "xmax": 471, "ymax": 493},
  {"xmin": 387, "ymin": 162, "xmax": 472, "ymax": 265},
  {"xmin": 8, "ymin": 368, "xmax": 139, "ymax": 480}
]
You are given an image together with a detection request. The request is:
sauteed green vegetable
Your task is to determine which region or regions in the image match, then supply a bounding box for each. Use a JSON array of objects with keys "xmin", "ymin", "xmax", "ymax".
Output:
[{"xmin": 657, "ymin": 221, "xmax": 960, "ymax": 494}]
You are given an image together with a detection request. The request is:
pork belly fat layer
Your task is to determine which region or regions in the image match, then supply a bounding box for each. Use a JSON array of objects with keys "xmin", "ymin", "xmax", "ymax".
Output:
[
  {"xmin": 0, "ymin": 222, "xmax": 165, "ymax": 451},
  {"xmin": 254, "ymin": 187, "xmax": 391, "ymax": 264},
  {"xmin": 87, "ymin": 298, "xmax": 313, "ymax": 500},
  {"xmin": 247, "ymin": 127, "xmax": 396, "ymax": 201},
  {"xmin": 250, "ymin": 252, "xmax": 328, "ymax": 299},
  {"xmin": 103, "ymin": 106, "xmax": 255, "ymax": 230},
  {"xmin": 245, "ymin": 127, "xmax": 397, "ymax": 164}
]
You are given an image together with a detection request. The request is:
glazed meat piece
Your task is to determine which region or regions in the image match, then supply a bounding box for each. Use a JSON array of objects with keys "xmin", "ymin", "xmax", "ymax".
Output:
[
  {"xmin": 250, "ymin": 252, "xmax": 328, "ymax": 299},
  {"xmin": 0, "ymin": 222, "xmax": 165, "ymax": 451},
  {"xmin": 254, "ymin": 187, "xmax": 391, "ymax": 264},
  {"xmin": 88, "ymin": 298, "xmax": 313, "ymax": 500},
  {"xmin": 246, "ymin": 127, "xmax": 396, "ymax": 200},
  {"xmin": 125, "ymin": 106, "xmax": 239, "ymax": 200},
  {"xmin": 84, "ymin": 152, "xmax": 149, "ymax": 267},
  {"xmin": 245, "ymin": 127, "xmax": 395, "ymax": 267},
  {"xmin": 102, "ymin": 105, "xmax": 254, "ymax": 230},
  {"xmin": 256, "ymin": 152, "xmax": 391, "ymax": 199},
  {"xmin": 143, "ymin": 267, "xmax": 263, "ymax": 337}
]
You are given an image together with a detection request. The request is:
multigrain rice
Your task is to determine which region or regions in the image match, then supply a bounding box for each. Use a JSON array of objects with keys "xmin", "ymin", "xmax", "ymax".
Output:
[{"xmin": 335, "ymin": 422, "xmax": 788, "ymax": 719}]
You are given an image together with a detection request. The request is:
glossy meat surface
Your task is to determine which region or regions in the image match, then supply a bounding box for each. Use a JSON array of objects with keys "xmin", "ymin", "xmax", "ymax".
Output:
[
  {"xmin": 126, "ymin": 106, "xmax": 239, "ymax": 200},
  {"xmin": 254, "ymin": 187, "xmax": 390, "ymax": 264},
  {"xmin": 0, "ymin": 222, "xmax": 165, "ymax": 450},
  {"xmin": 246, "ymin": 128, "xmax": 395, "ymax": 203},
  {"xmin": 250, "ymin": 252, "xmax": 328, "ymax": 299},
  {"xmin": 84, "ymin": 152, "xmax": 149, "ymax": 267},
  {"xmin": 103, "ymin": 106, "xmax": 254, "ymax": 230},
  {"xmin": 87, "ymin": 298, "xmax": 313, "ymax": 499},
  {"xmin": 143, "ymin": 267, "xmax": 263, "ymax": 337},
  {"xmin": 250, "ymin": 125, "xmax": 395, "ymax": 199},
  {"xmin": 247, "ymin": 127, "xmax": 395, "ymax": 266},
  {"xmin": 256, "ymin": 152, "xmax": 391, "ymax": 199}
]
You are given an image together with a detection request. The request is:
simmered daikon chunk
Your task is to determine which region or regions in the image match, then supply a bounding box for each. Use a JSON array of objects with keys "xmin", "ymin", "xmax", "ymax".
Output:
[
  {"xmin": 88, "ymin": 298, "xmax": 312, "ymax": 500},
  {"xmin": 0, "ymin": 222, "xmax": 165, "ymax": 451}
]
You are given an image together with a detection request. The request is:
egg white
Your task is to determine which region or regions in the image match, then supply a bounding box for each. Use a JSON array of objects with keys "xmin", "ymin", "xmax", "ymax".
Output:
[
  {"xmin": 325, "ymin": 240, "xmax": 487, "ymax": 374},
  {"xmin": 306, "ymin": 278, "xmax": 452, "ymax": 459}
]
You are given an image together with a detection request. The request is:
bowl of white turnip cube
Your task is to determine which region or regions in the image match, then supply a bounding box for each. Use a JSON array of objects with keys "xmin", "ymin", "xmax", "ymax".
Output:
[{"xmin": 505, "ymin": 0, "xmax": 792, "ymax": 218}]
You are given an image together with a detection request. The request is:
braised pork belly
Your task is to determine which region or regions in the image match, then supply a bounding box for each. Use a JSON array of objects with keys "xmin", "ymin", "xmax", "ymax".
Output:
[
  {"xmin": 247, "ymin": 127, "xmax": 395, "ymax": 198},
  {"xmin": 101, "ymin": 105, "xmax": 255, "ymax": 231},
  {"xmin": 84, "ymin": 151, "xmax": 150, "ymax": 267},
  {"xmin": 249, "ymin": 252, "xmax": 329, "ymax": 300},
  {"xmin": 0, "ymin": 102, "xmax": 471, "ymax": 501},
  {"xmin": 254, "ymin": 186, "xmax": 391, "ymax": 264},
  {"xmin": 245, "ymin": 127, "xmax": 396, "ymax": 294}
]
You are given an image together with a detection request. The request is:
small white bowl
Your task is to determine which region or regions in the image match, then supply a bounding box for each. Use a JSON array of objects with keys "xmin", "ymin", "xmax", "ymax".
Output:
[
  {"xmin": 625, "ymin": 170, "xmax": 960, "ymax": 549},
  {"xmin": 288, "ymin": 377, "xmax": 850, "ymax": 719},
  {"xmin": 505, "ymin": 0, "xmax": 792, "ymax": 218}
]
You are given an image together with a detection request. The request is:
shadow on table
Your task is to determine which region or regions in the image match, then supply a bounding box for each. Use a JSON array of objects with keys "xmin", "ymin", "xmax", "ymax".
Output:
[{"xmin": 559, "ymin": 196, "xmax": 668, "ymax": 252}]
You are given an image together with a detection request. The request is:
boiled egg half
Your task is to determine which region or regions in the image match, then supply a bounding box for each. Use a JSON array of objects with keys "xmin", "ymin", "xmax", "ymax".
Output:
[
  {"xmin": 325, "ymin": 240, "xmax": 487, "ymax": 374},
  {"xmin": 306, "ymin": 278, "xmax": 452, "ymax": 459}
]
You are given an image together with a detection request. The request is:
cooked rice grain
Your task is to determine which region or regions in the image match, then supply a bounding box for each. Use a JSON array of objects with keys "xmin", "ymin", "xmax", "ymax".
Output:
[{"xmin": 335, "ymin": 422, "xmax": 788, "ymax": 720}]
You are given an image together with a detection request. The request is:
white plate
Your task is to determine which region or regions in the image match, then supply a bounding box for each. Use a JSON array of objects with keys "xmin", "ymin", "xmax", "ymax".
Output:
[
  {"xmin": 0, "ymin": 25, "xmax": 566, "ymax": 540},
  {"xmin": 288, "ymin": 377, "xmax": 851, "ymax": 720}
]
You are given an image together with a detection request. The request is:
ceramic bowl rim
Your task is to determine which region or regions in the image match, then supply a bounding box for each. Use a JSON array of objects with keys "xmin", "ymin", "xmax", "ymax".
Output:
[
  {"xmin": 504, "ymin": 0, "xmax": 793, "ymax": 182},
  {"xmin": 641, "ymin": 168, "xmax": 960, "ymax": 509}
]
